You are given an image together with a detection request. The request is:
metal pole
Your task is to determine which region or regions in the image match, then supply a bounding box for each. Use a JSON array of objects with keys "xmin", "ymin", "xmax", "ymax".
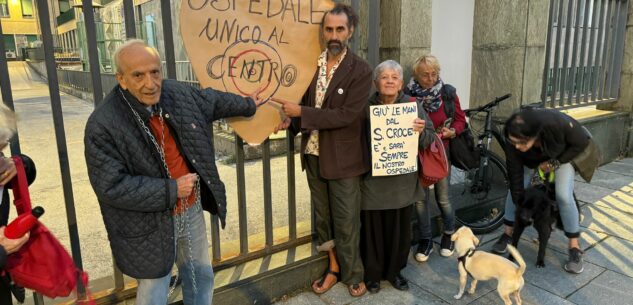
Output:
[
  {"xmin": 551, "ymin": 0, "xmax": 566, "ymax": 107},
  {"xmin": 567, "ymin": 0, "xmax": 584, "ymax": 106},
  {"xmin": 160, "ymin": 0, "xmax": 176, "ymax": 79},
  {"xmin": 592, "ymin": 0, "xmax": 608, "ymax": 100},
  {"xmin": 235, "ymin": 134, "xmax": 248, "ymax": 254},
  {"xmin": 262, "ymin": 140, "xmax": 273, "ymax": 247},
  {"xmin": 598, "ymin": 0, "xmax": 613, "ymax": 100},
  {"xmin": 575, "ymin": 0, "xmax": 592, "ymax": 105},
  {"xmin": 123, "ymin": 0, "xmax": 136, "ymax": 39},
  {"xmin": 559, "ymin": 0, "xmax": 575, "ymax": 107},
  {"xmin": 36, "ymin": 0, "xmax": 84, "ymax": 269},
  {"xmin": 286, "ymin": 132, "xmax": 296, "ymax": 240},
  {"xmin": 584, "ymin": 0, "xmax": 600, "ymax": 103},
  {"xmin": 0, "ymin": 21, "xmax": 21, "ymax": 154},
  {"xmin": 541, "ymin": 0, "xmax": 557, "ymax": 106},
  {"xmin": 82, "ymin": 0, "xmax": 104, "ymax": 105},
  {"xmin": 367, "ymin": 0, "xmax": 380, "ymax": 68}
]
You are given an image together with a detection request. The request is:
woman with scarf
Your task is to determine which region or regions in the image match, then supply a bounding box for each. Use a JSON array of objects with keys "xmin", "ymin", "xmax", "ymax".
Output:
[
  {"xmin": 404, "ymin": 55, "xmax": 466, "ymax": 262},
  {"xmin": 360, "ymin": 60, "xmax": 435, "ymax": 293}
]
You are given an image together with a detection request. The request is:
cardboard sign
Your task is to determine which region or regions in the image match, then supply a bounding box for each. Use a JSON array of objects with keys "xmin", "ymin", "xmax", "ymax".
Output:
[
  {"xmin": 370, "ymin": 103, "xmax": 419, "ymax": 176},
  {"xmin": 180, "ymin": 0, "xmax": 335, "ymax": 145}
]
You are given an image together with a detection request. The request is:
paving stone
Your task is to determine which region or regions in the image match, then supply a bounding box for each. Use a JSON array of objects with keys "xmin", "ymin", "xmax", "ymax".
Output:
[
  {"xmin": 592, "ymin": 188, "xmax": 633, "ymax": 215},
  {"xmin": 468, "ymin": 282, "xmax": 574, "ymax": 305},
  {"xmin": 580, "ymin": 204, "xmax": 633, "ymax": 242},
  {"xmin": 584, "ymin": 236, "xmax": 633, "ymax": 278},
  {"xmin": 574, "ymin": 180, "xmax": 619, "ymax": 205},
  {"xmin": 404, "ymin": 244, "xmax": 496, "ymax": 304},
  {"xmin": 274, "ymin": 291, "xmax": 327, "ymax": 305},
  {"xmin": 350, "ymin": 282, "xmax": 446, "ymax": 305},
  {"xmin": 518, "ymin": 226, "xmax": 608, "ymax": 255},
  {"xmin": 582, "ymin": 170, "xmax": 633, "ymax": 192},
  {"xmin": 517, "ymin": 241, "xmax": 605, "ymax": 298},
  {"xmin": 567, "ymin": 270, "xmax": 633, "ymax": 305},
  {"xmin": 599, "ymin": 161, "xmax": 633, "ymax": 178},
  {"xmin": 318, "ymin": 282, "xmax": 362, "ymax": 305}
]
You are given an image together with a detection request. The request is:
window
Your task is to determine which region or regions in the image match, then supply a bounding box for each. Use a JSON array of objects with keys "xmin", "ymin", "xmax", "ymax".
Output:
[
  {"xmin": 0, "ymin": 0, "xmax": 9, "ymax": 18},
  {"xmin": 21, "ymin": 0, "xmax": 33, "ymax": 17}
]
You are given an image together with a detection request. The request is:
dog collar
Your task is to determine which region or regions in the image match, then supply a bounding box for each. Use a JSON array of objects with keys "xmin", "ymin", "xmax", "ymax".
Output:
[{"xmin": 457, "ymin": 248, "xmax": 477, "ymax": 279}]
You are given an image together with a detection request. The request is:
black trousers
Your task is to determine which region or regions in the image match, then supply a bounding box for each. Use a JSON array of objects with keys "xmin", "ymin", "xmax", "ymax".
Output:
[{"xmin": 360, "ymin": 205, "xmax": 413, "ymax": 282}]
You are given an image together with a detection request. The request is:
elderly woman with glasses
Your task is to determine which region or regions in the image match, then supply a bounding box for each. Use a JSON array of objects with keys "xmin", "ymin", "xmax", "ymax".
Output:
[
  {"xmin": 491, "ymin": 108, "xmax": 601, "ymax": 275},
  {"xmin": 360, "ymin": 60, "xmax": 435, "ymax": 293},
  {"xmin": 404, "ymin": 54, "xmax": 466, "ymax": 262}
]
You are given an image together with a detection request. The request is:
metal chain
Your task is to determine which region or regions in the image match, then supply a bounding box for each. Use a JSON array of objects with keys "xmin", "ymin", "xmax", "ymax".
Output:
[{"xmin": 120, "ymin": 89, "xmax": 198, "ymax": 295}]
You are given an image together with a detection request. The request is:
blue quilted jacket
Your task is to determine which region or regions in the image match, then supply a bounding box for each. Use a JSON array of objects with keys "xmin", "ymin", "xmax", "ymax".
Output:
[{"xmin": 84, "ymin": 80, "xmax": 256, "ymax": 278}]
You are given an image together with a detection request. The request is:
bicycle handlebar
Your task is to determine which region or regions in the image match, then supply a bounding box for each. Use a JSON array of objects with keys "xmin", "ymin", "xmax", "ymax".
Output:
[{"xmin": 464, "ymin": 93, "xmax": 512, "ymax": 115}]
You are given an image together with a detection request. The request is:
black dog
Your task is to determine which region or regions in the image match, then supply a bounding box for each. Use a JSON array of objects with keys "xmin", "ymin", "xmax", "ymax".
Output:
[{"xmin": 511, "ymin": 183, "xmax": 559, "ymax": 268}]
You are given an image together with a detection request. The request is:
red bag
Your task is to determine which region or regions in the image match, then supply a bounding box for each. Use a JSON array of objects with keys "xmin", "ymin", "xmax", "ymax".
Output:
[
  {"xmin": 418, "ymin": 133, "xmax": 450, "ymax": 187},
  {"xmin": 5, "ymin": 156, "xmax": 94, "ymax": 304}
]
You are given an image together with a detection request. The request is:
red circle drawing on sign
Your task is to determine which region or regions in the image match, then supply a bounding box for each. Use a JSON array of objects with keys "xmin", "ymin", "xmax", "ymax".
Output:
[{"xmin": 228, "ymin": 48, "xmax": 273, "ymax": 96}]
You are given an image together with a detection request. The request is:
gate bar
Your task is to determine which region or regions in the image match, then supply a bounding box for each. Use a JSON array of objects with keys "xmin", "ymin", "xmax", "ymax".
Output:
[{"xmin": 36, "ymin": 0, "xmax": 84, "ymax": 271}]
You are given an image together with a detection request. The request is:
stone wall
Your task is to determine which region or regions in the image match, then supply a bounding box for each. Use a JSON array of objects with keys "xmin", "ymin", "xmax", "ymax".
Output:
[{"xmin": 469, "ymin": 0, "xmax": 549, "ymax": 115}]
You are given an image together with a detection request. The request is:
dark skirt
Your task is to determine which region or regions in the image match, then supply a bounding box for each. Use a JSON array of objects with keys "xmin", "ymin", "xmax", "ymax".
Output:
[{"xmin": 360, "ymin": 205, "xmax": 413, "ymax": 282}]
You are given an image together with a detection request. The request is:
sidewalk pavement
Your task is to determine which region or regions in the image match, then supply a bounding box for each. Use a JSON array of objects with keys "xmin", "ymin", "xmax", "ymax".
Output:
[{"xmin": 274, "ymin": 158, "xmax": 633, "ymax": 305}]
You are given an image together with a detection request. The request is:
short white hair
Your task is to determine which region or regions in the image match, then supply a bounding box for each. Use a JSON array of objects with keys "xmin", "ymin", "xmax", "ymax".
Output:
[
  {"xmin": 112, "ymin": 39, "xmax": 160, "ymax": 74},
  {"xmin": 0, "ymin": 102, "xmax": 16, "ymax": 148},
  {"xmin": 374, "ymin": 60, "xmax": 403, "ymax": 80}
]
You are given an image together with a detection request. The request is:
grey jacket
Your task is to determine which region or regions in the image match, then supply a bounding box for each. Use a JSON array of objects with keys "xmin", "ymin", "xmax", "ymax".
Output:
[
  {"xmin": 84, "ymin": 80, "xmax": 256, "ymax": 278},
  {"xmin": 361, "ymin": 93, "xmax": 435, "ymax": 210}
]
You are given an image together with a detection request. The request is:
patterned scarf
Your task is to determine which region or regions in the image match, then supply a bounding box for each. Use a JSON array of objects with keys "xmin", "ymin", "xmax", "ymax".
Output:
[{"xmin": 406, "ymin": 78, "xmax": 444, "ymax": 113}]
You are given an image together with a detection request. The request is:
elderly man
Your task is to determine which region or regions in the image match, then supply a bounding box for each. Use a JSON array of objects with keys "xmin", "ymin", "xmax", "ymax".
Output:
[
  {"xmin": 274, "ymin": 3, "xmax": 372, "ymax": 297},
  {"xmin": 84, "ymin": 40, "xmax": 263, "ymax": 305}
]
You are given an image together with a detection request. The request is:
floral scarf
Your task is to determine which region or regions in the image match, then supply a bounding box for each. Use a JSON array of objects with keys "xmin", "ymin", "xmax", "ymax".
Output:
[{"xmin": 406, "ymin": 78, "xmax": 444, "ymax": 113}]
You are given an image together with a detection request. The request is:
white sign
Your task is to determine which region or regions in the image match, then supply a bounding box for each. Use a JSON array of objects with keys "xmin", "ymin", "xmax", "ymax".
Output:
[{"xmin": 370, "ymin": 103, "xmax": 419, "ymax": 176}]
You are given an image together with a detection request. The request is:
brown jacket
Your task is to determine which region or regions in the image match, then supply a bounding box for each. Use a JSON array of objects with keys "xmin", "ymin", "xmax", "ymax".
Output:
[{"xmin": 291, "ymin": 49, "xmax": 373, "ymax": 180}]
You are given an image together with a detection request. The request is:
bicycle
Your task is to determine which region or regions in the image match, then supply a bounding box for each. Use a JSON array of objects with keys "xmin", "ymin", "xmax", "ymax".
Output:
[{"xmin": 450, "ymin": 94, "xmax": 512, "ymax": 234}]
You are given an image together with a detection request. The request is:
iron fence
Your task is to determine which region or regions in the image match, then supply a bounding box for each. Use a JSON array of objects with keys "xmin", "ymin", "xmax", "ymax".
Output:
[
  {"xmin": 542, "ymin": 0, "xmax": 629, "ymax": 109},
  {"xmin": 0, "ymin": 0, "xmax": 370, "ymax": 303}
]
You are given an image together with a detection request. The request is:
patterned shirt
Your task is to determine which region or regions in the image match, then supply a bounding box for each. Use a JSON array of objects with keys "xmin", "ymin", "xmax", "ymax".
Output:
[{"xmin": 305, "ymin": 48, "xmax": 348, "ymax": 156}]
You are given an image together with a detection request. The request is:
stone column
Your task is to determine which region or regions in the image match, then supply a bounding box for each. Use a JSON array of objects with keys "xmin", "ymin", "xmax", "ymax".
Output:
[
  {"xmin": 601, "ymin": 0, "xmax": 633, "ymax": 113},
  {"xmin": 376, "ymin": 0, "xmax": 432, "ymax": 80},
  {"xmin": 469, "ymin": 0, "xmax": 549, "ymax": 116}
]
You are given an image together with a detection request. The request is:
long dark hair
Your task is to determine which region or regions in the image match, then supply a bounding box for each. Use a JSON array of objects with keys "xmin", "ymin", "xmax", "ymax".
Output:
[{"xmin": 504, "ymin": 109, "xmax": 543, "ymax": 140}]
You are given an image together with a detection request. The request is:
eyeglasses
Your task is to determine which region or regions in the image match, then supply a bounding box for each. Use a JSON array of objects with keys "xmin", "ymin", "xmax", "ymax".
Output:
[{"xmin": 506, "ymin": 136, "xmax": 532, "ymax": 146}]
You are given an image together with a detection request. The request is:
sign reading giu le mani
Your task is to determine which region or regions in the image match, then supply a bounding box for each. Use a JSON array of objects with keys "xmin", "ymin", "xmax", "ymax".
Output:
[
  {"xmin": 370, "ymin": 103, "xmax": 419, "ymax": 176},
  {"xmin": 181, "ymin": 0, "xmax": 335, "ymax": 145}
]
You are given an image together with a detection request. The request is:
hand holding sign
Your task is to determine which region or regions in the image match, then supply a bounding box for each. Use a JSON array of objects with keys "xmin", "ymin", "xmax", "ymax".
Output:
[{"xmin": 412, "ymin": 118, "xmax": 426, "ymax": 133}]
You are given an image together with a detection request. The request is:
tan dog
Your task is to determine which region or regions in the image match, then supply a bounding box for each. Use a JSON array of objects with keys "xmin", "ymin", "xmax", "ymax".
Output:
[{"xmin": 451, "ymin": 226, "xmax": 526, "ymax": 305}]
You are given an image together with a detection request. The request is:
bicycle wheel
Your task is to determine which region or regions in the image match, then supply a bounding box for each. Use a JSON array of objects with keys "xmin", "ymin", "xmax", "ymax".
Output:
[{"xmin": 451, "ymin": 152, "xmax": 508, "ymax": 234}]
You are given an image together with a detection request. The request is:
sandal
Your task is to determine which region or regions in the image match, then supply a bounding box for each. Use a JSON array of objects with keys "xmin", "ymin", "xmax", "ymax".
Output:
[
  {"xmin": 312, "ymin": 268, "xmax": 340, "ymax": 294},
  {"xmin": 348, "ymin": 282, "xmax": 367, "ymax": 297}
]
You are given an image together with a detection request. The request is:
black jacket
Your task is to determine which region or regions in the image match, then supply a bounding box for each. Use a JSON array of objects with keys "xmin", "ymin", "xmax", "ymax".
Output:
[
  {"xmin": 504, "ymin": 109, "xmax": 589, "ymax": 205},
  {"xmin": 84, "ymin": 80, "xmax": 256, "ymax": 278}
]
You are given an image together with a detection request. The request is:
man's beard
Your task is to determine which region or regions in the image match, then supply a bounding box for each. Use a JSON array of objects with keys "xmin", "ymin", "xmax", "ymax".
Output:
[{"xmin": 327, "ymin": 40, "xmax": 346, "ymax": 56}]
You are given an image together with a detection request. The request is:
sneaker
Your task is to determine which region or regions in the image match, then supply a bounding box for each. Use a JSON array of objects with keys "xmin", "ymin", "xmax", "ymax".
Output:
[
  {"xmin": 564, "ymin": 248, "xmax": 584, "ymax": 274},
  {"xmin": 440, "ymin": 233, "xmax": 455, "ymax": 257},
  {"xmin": 415, "ymin": 239, "xmax": 433, "ymax": 262},
  {"xmin": 492, "ymin": 233, "xmax": 512, "ymax": 254}
]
